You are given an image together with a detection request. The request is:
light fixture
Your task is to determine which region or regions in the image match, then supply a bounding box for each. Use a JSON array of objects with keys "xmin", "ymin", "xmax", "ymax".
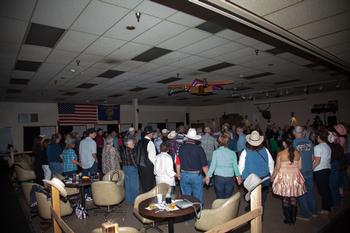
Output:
[
  {"xmin": 70, "ymin": 68, "xmax": 76, "ymax": 73},
  {"xmin": 126, "ymin": 25, "xmax": 135, "ymax": 30},
  {"xmin": 239, "ymin": 74, "xmax": 244, "ymax": 78},
  {"xmin": 304, "ymin": 86, "xmax": 309, "ymax": 95},
  {"xmin": 266, "ymin": 92, "xmax": 269, "ymax": 97},
  {"xmin": 241, "ymin": 95, "xmax": 246, "ymax": 100},
  {"xmin": 135, "ymin": 12, "xmax": 141, "ymax": 22},
  {"xmin": 279, "ymin": 90, "xmax": 283, "ymax": 96},
  {"xmin": 285, "ymin": 89, "xmax": 289, "ymax": 95}
]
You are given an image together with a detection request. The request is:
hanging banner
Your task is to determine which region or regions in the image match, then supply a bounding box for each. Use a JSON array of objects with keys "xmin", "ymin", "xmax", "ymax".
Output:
[{"xmin": 98, "ymin": 105, "xmax": 120, "ymax": 121}]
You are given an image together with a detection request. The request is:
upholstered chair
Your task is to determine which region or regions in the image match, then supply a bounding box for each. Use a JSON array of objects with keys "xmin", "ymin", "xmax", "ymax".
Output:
[
  {"xmin": 195, "ymin": 192, "xmax": 241, "ymax": 231},
  {"xmin": 35, "ymin": 191, "xmax": 73, "ymax": 220}
]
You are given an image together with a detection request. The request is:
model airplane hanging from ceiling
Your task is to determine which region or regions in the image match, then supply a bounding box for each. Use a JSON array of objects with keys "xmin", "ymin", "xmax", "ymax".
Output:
[{"xmin": 168, "ymin": 78, "xmax": 234, "ymax": 96}]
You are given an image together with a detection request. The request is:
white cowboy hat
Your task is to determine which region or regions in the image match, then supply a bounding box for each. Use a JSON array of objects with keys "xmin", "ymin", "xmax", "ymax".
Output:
[
  {"xmin": 167, "ymin": 130, "xmax": 177, "ymax": 139},
  {"xmin": 43, "ymin": 177, "xmax": 67, "ymax": 197},
  {"xmin": 161, "ymin": 128, "xmax": 169, "ymax": 134},
  {"xmin": 128, "ymin": 127, "xmax": 135, "ymax": 132},
  {"xmin": 244, "ymin": 173, "xmax": 270, "ymax": 201},
  {"xmin": 246, "ymin": 130, "xmax": 264, "ymax": 147},
  {"xmin": 185, "ymin": 128, "xmax": 201, "ymax": 141}
]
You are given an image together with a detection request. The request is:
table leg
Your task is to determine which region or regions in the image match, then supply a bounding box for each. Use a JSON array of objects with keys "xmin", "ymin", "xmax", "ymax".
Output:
[
  {"xmin": 168, "ymin": 219, "xmax": 174, "ymax": 233},
  {"xmin": 80, "ymin": 186, "xmax": 85, "ymax": 209}
]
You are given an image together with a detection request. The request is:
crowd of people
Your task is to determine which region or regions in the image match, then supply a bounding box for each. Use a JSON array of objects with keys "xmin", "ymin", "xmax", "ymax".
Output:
[{"xmin": 31, "ymin": 117, "xmax": 350, "ymax": 225}]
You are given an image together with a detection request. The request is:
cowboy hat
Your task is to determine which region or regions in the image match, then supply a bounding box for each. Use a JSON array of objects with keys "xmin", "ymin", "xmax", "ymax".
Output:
[
  {"xmin": 161, "ymin": 128, "xmax": 170, "ymax": 134},
  {"xmin": 185, "ymin": 128, "xmax": 201, "ymax": 141},
  {"xmin": 128, "ymin": 127, "xmax": 135, "ymax": 132},
  {"xmin": 244, "ymin": 173, "xmax": 270, "ymax": 201},
  {"xmin": 246, "ymin": 130, "xmax": 264, "ymax": 147},
  {"xmin": 167, "ymin": 130, "xmax": 177, "ymax": 139},
  {"xmin": 144, "ymin": 126, "xmax": 155, "ymax": 134},
  {"xmin": 43, "ymin": 177, "xmax": 67, "ymax": 197}
]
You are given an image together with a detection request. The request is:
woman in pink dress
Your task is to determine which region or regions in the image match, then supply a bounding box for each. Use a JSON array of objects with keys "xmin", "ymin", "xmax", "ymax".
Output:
[{"xmin": 272, "ymin": 138, "xmax": 306, "ymax": 225}]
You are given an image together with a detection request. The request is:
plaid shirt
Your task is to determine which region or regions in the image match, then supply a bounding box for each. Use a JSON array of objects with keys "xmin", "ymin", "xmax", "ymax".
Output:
[
  {"xmin": 120, "ymin": 146, "xmax": 137, "ymax": 167},
  {"xmin": 63, "ymin": 148, "xmax": 77, "ymax": 172}
]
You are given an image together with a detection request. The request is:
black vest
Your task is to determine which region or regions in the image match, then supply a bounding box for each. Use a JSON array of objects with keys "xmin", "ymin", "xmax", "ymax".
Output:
[{"xmin": 136, "ymin": 137, "xmax": 153, "ymax": 168}]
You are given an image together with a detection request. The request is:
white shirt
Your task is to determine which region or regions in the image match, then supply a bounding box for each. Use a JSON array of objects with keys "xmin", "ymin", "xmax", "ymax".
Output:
[
  {"xmin": 79, "ymin": 137, "xmax": 97, "ymax": 169},
  {"xmin": 313, "ymin": 142, "xmax": 331, "ymax": 171},
  {"xmin": 145, "ymin": 136, "xmax": 157, "ymax": 164},
  {"xmin": 154, "ymin": 152, "xmax": 176, "ymax": 186},
  {"xmin": 238, "ymin": 148, "xmax": 275, "ymax": 176}
]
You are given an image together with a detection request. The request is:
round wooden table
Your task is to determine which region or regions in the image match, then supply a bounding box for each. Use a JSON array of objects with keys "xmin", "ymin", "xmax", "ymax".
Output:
[
  {"xmin": 65, "ymin": 180, "xmax": 93, "ymax": 210},
  {"xmin": 138, "ymin": 195, "xmax": 200, "ymax": 233}
]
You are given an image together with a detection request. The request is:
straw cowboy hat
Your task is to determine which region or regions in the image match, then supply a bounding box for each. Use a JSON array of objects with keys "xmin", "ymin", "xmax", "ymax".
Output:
[
  {"xmin": 244, "ymin": 173, "xmax": 270, "ymax": 201},
  {"xmin": 161, "ymin": 128, "xmax": 170, "ymax": 134},
  {"xmin": 43, "ymin": 177, "xmax": 67, "ymax": 197},
  {"xmin": 167, "ymin": 130, "xmax": 177, "ymax": 139},
  {"xmin": 185, "ymin": 128, "xmax": 201, "ymax": 140},
  {"xmin": 246, "ymin": 130, "xmax": 264, "ymax": 147},
  {"xmin": 129, "ymin": 127, "xmax": 135, "ymax": 132}
]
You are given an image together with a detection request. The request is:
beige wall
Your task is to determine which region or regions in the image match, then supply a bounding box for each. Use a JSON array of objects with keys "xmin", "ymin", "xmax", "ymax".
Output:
[
  {"xmin": 0, "ymin": 102, "xmax": 187, "ymax": 151},
  {"xmin": 189, "ymin": 90, "xmax": 350, "ymax": 130}
]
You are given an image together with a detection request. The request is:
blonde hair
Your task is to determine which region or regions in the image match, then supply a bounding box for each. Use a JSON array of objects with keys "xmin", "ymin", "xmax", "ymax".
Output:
[{"xmin": 218, "ymin": 133, "xmax": 230, "ymax": 147}]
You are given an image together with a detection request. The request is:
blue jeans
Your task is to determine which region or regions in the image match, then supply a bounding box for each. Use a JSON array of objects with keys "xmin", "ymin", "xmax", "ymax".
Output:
[
  {"xmin": 124, "ymin": 166, "xmax": 139, "ymax": 205},
  {"xmin": 180, "ymin": 172, "xmax": 204, "ymax": 204},
  {"xmin": 298, "ymin": 171, "xmax": 317, "ymax": 218},
  {"xmin": 214, "ymin": 176, "xmax": 234, "ymax": 199},
  {"xmin": 82, "ymin": 162, "xmax": 97, "ymax": 197},
  {"xmin": 49, "ymin": 162, "xmax": 63, "ymax": 176},
  {"xmin": 330, "ymin": 161, "xmax": 341, "ymax": 205}
]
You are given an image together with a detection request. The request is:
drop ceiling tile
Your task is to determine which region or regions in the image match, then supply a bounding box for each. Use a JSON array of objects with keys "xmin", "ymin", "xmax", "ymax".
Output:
[
  {"xmin": 112, "ymin": 60, "xmax": 145, "ymax": 71},
  {"xmin": 97, "ymin": 69, "xmax": 125, "ymax": 78},
  {"xmin": 83, "ymin": 67, "xmax": 107, "ymax": 77},
  {"xmin": 135, "ymin": 1, "xmax": 177, "ymax": 18},
  {"xmin": 32, "ymin": 0, "xmax": 90, "ymax": 29},
  {"xmin": 196, "ymin": 21, "xmax": 225, "ymax": 34},
  {"xmin": 171, "ymin": 55, "xmax": 207, "ymax": 68},
  {"xmin": 290, "ymin": 11, "xmax": 350, "ymax": 40},
  {"xmin": 84, "ymin": 37, "xmax": 126, "ymax": 56},
  {"xmin": 0, "ymin": 0, "xmax": 36, "ymax": 21},
  {"xmin": 15, "ymin": 60, "xmax": 42, "ymax": 72},
  {"xmin": 179, "ymin": 35, "xmax": 229, "ymax": 54},
  {"xmin": 9, "ymin": 78, "xmax": 30, "ymax": 85},
  {"xmin": 0, "ymin": 18, "xmax": 28, "ymax": 44},
  {"xmin": 309, "ymin": 29, "xmax": 350, "ymax": 48},
  {"xmin": 11, "ymin": 70, "xmax": 35, "ymax": 79},
  {"xmin": 133, "ymin": 63, "xmax": 162, "ymax": 73},
  {"xmin": 147, "ymin": 65, "xmax": 179, "ymax": 75},
  {"xmin": 229, "ymin": 0, "xmax": 302, "ymax": 16},
  {"xmin": 34, "ymin": 63, "xmax": 66, "ymax": 80},
  {"xmin": 158, "ymin": 29, "xmax": 211, "ymax": 50},
  {"xmin": 151, "ymin": 51, "xmax": 190, "ymax": 65},
  {"xmin": 167, "ymin": 11, "xmax": 205, "ymax": 27},
  {"xmin": 18, "ymin": 45, "xmax": 52, "ymax": 62},
  {"xmin": 133, "ymin": 20, "xmax": 188, "ymax": 46},
  {"xmin": 74, "ymin": 53, "xmax": 103, "ymax": 67},
  {"xmin": 25, "ymin": 23, "xmax": 65, "ymax": 48},
  {"xmin": 46, "ymin": 49, "xmax": 79, "ymax": 65},
  {"xmin": 105, "ymin": 11, "xmax": 162, "ymax": 41},
  {"xmin": 108, "ymin": 42, "xmax": 151, "ymax": 61},
  {"xmin": 199, "ymin": 41, "xmax": 244, "ymax": 58},
  {"xmin": 265, "ymin": 0, "xmax": 349, "ymax": 29},
  {"xmin": 132, "ymin": 47, "xmax": 172, "ymax": 62},
  {"xmin": 56, "ymin": 30, "xmax": 98, "ymax": 52},
  {"xmin": 71, "ymin": 0, "xmax": 129, "ymax": 35},
  {"xmin": 215, "ymin": 29, "xmax": 245, "ymax": 41},
  {"xmin": 0, "ymin": 43, "xmax": 20, "ymax": 59},
  {"xmin": 99, "ymin": 0, "xmax": 143, "ymax": 9}
]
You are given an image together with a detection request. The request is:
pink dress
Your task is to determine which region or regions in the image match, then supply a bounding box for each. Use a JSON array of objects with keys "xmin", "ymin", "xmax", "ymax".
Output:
[{"xmin": 272, "ymin": 160, "xmax": 306, "ymax": 197}]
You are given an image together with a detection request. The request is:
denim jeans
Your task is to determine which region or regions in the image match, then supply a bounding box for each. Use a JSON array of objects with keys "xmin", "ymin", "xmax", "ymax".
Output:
[
  {"xmin": 330, "ymin": 161, "xmax": 341, "ymax": 205},
  {"xmin": 82, "ymin": 162, "xmax": 97, "ymax": 197},
  {"xmin": 214, "ymin": 176, "xmax": 234, "ymax": 199},
  {"xmin": 180, "ymin": 172, "xmax": 204, "ymax": 204},
  {"xmin": 49, "ymin": 162, "xmax": 63, "ymax": 176},
  {"xmin": 314, "ymin": 169, "xmax": 332, "ymax": 211},
  {"xmin": 298, "ymin": 171, "xmax": 317, "ymax": 218},
  {"xmin": 124, "ymin": 166, "xmax": 139, "ymax": 205}
]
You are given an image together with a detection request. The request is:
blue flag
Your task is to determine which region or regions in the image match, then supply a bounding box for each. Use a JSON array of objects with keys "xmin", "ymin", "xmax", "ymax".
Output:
[{"xmin": 98, "ymin": 105, "xmax": 120, "ymax": 121}]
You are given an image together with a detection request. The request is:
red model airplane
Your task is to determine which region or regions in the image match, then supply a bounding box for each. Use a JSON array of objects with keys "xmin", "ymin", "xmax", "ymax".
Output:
[{"xmin": 168, "ymin": 78, "xmax": 234, "ymax": 96}]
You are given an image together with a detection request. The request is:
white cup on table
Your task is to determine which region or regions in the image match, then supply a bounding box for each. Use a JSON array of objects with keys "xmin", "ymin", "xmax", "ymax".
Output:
[{"xmin": 156, "ymin": 194, "xmax": 162, "ymax": 204}]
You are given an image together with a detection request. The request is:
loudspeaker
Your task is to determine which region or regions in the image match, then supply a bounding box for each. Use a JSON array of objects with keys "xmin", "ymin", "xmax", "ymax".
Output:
[{"xmin": 185, "ymin": 113, "xmax": 190, "ymax": 125}]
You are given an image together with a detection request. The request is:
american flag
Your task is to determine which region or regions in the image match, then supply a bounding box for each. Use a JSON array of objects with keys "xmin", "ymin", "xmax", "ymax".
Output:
[{"xmin": 58, "ymin": 103, "xmax": 97, "ymax": 125}]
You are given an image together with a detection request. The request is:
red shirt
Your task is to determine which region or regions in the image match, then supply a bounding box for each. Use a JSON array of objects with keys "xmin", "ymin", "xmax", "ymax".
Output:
[{"xmin": 95, "ymin": 135, "xmax": 105, "ymax": 148}]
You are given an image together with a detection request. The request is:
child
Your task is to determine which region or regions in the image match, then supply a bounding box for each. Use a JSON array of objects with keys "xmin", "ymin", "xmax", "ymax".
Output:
[
  {"xmin": 154, "ymin": 143, "xmax": 176, "ymax": 193},
  {"xmin": 63, "ymin": 138, "xmax": 80, "ymax": 177}
]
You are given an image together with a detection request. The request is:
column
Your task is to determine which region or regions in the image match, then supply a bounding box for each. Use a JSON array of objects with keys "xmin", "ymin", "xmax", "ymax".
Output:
[{"xmin": 133, "ymin": 98, "xmax": 139, "ymax": 130}]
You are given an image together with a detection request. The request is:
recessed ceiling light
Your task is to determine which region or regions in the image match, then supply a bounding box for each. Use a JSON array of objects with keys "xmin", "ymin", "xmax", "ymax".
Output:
[
  {"xmin": 126, "ymin": 25, "xmax": 135, "ymax": 30},
  {"xmin": 239, "ymin": 74, "xmax": 244, "ymax": 78},
  {"xmin": 70, "ymin": 68, "xmax": 76, "ymax": 73}
]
